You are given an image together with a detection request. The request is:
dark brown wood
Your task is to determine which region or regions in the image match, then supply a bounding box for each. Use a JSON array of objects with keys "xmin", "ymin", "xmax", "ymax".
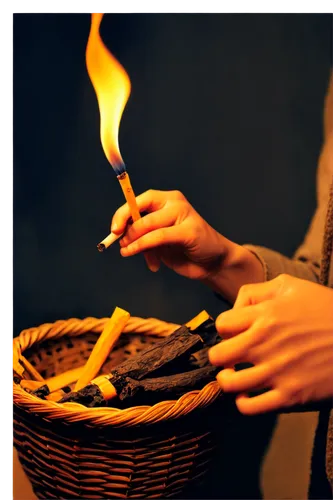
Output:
[
  {"xmin": 119, "ymin": 366, "xmax": 218, "ymax": 400},
  {"xmin": 110, "ymin": 326, "xmax": 203, "ymax": 381},
  {"xmin": 58, "ymin": 320, "xmax": 219, "ymax": 407},
  {"xmin": 32, "ymin": 384, "xmax": 71, "ymax": 399},
  {"xmin": 58, "ymin": 330, "xmax": 202, "ymax": 406},
  {"xmin": 59, "ymin": 384, "xmax": 105, "ymax": 407},
  {"xmin": 60, "ymin": 365, "xmax": 218, "ymax": 407},
  {"xmin": 195, "ymin": 319, "xmax": 220, "ymax": 346}
]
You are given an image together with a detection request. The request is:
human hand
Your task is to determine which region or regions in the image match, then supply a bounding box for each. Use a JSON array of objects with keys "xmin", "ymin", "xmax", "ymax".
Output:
[
  {"xmin": 111, "ymin": 189, "xmax": 233, "ymax": 280},
  {"xmin": 209, "ymin": 274, "xmax": 333, "ymax": 414}
]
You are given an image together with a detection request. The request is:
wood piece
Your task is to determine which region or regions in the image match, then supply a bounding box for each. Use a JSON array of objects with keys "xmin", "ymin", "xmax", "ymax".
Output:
[
  {"xmin": 18, "ymin": 360, "xmax": 78, "ymax": 401},
  {"xmin": 60, "ymin": 366, "xmax": 218, "ymax": 407},
  {"xmin": 20, "ymin": 379, "xmax": 43, "ymax": 392},
  {"xmin": 190, "ymin": 347, "xmax": 211, "ymax": 369},
  {"xmin": 74, "ymin": 307, "xmax": 130, "ymax": 391},
  {"xmin": 59, "ymin": 330, "xmax": 202, "ymax": 405},
  {"xmin": 19, "ymin": 356, "xmax": 44, "ymax": 382},
  {"xmin": 186, "ymin": 310, "xmax": 211, "ymax": 330},
  {"xmin": 25, "ymin": 366, "xmax": 85, "ymax": 394},
  {"xmin": 47, "ymin": 366, "xmax": 85, "ymax": 392},
  {"xmin": 58, "ymin": 311, "xmax": 214, "ymax": 406},
  {"xmin": 110, "ymin": 327, "xmax": 202, "ymax": 381},
  {"xmin": 119, "ymin": 365, "xmax": 219, "ymax": 400}
]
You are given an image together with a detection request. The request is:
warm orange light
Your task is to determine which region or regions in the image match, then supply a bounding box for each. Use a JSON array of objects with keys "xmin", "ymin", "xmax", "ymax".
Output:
[{"xmin": 86, "ymin": 13, "xmax": 131, "ymax": 173}]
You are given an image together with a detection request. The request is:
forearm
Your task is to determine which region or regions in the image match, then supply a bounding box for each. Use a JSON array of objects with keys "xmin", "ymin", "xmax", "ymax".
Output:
[
  {"xmin": 244, "ymin": 245, "xmax": 321, "ymax": 283},
  {"xmin": 202, "ymin": 240, "xmax": 320, "ymax": 304}
]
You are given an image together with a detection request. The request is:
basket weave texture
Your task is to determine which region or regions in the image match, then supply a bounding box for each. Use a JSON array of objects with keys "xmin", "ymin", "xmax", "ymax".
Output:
[{"xmin": 13, "ymin": 316, "xmax": 222, "ymax": 499}]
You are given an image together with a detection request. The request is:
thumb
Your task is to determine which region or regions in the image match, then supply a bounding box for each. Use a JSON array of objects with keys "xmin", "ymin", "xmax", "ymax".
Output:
[{"xmin": 233, "ymin": 275, "xmax": 286, "ymax": 310}]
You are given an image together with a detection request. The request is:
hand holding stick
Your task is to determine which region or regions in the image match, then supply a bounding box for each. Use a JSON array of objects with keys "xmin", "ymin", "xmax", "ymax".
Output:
[{"xmin": 98, "ymin": 173, "xmax": 160, "ymax": 272}]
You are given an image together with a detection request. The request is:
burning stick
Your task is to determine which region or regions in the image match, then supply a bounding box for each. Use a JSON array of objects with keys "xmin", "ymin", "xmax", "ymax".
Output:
[
  {"xmin": 96, "ymin": 171, "xmax": 141, "ymax": 253},
  {"xmin": 58, "ymin": 311, "xmax": 215, "ymax": 406},
  {"xmin": 86, "ymin": 14, "xmax": 158, "ymax": 271},
  {"xmin": 74, "ymin": 306, "xmax": 130, "ymax": 391}
]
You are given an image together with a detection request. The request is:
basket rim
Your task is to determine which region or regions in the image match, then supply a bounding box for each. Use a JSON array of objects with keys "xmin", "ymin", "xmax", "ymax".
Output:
[{"xmin": 13, "ymin": 316, "xmax": 222, "ymax": 428}]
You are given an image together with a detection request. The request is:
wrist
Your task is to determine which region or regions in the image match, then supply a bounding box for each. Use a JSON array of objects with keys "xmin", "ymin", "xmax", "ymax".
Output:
[{"xmin": 202, "ymin": 240, "xmax": 265, "ymax": 303}]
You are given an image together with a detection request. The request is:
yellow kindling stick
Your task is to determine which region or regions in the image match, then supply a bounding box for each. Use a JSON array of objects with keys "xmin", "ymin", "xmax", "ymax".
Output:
[{"xmin": 74, "ymin": 306, "xmax": 130, "ymax": 391}]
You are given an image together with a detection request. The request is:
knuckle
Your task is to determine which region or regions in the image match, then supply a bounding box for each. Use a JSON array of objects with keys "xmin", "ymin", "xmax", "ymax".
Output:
[
  {"xmin": 170, "ymin": 190, "xmax": 186, "ymax": 201},
  {"xmin": 257, "ymin": 302, "xmax": 279, "ymax": 329},
  {"xmin": 183, "ymin": 223, "xmax": 199, "ymax": 243},
  {"xmin": 146, "ymin": 188, "xmax": 155, "ymax": 197},
  {"xmin": 157, "ymin": 227, "xmax": 167, "ymax": 244},
  {"xmin": 259, "ymin": 314, "xmax": 277, "ymax": 332},
  {"xmin": 171, "ymin": 199, "xmax": 191, "ymax": 219},
  {"xmin": 276, "ymin": 273, "xmax": 291, "ymax": 288},
  {"xmin": 140, "ymin": 215, "xmax": 150, "ymax": 230},
  {"xmin": 238, "ymin": 284, "xmax": 252, "ymax": 300},
  {"xmin": 131, "ymin": 240, "xmax": 140, "ymax": 252},
  {"xmin": 282, "ymin": 379, "xmax": 303, "ymax": 405}
]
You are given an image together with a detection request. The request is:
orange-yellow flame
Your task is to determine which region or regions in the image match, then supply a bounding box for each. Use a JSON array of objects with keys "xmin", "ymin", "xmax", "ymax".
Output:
[{"xmin": 86, "ymin": 13, "xmax": 131, "ymax": 172}]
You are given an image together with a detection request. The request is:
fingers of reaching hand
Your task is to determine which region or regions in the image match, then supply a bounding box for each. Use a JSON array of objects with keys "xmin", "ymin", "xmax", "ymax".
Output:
[
  {"xmin": 215, "ymin": 305, "xmax": 262, "ymax": 339},
  {"xmin": 208, "ymin": 327, "xmax": 257, "ymax": 366},
  {"xmin": 235, "ymin": 389, "xmax": 284, "ymax": 415},
  {"xmin": 233, "ymin": 275, "xmax": 286, "ymax": 310},
  {"xmin": 216, "ymin": 364, "xmax": 271, "ymax": 393}
]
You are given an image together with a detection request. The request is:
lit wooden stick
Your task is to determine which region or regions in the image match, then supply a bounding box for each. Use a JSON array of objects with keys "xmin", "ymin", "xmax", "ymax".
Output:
[
  {"xmin": 98, "ymin": 171, "xmax": 159, "ymax": 272},
  {"xmin": 117, "ymin": 172, "xmax": 141, "ymax": 221},
  {"xmin": 74, "ymin": 306, "xmax": 130, "ymax": 391}
]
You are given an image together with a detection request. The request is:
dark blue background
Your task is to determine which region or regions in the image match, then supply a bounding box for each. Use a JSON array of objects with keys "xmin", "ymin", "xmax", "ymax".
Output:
[{"xmin": 14, "ymin": 14, "xmax": 332, "ymax": 335}]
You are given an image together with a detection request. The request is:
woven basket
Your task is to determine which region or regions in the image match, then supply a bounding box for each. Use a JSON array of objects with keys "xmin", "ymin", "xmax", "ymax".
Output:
[{"xmin": 13, "ymin": 316, "xmax": 223, "ymax": 499}]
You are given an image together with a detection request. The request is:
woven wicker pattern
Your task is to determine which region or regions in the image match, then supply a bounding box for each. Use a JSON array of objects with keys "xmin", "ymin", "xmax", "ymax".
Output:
[{"xmin": 13, "ymin": 316, "xmax": 222, "ymax": 498}]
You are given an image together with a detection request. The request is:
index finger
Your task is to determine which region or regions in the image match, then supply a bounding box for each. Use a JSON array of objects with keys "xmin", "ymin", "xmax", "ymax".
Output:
[
  {"xmin": 215, "ymin": 304, "xmax": 262, "ymax": 339},
  {"xmin": 111, "ymin": 189, "xmax": 172, "ymax": 234}
]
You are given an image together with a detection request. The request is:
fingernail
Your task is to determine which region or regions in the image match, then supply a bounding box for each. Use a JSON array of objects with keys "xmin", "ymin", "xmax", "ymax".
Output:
[
  {"xmin": 149, "ymin": 263, "xmax": 160, "ymax": 273},
  {"xmin": 111, "ymin": 223, "xmax": 118, "ymax": 232}
]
